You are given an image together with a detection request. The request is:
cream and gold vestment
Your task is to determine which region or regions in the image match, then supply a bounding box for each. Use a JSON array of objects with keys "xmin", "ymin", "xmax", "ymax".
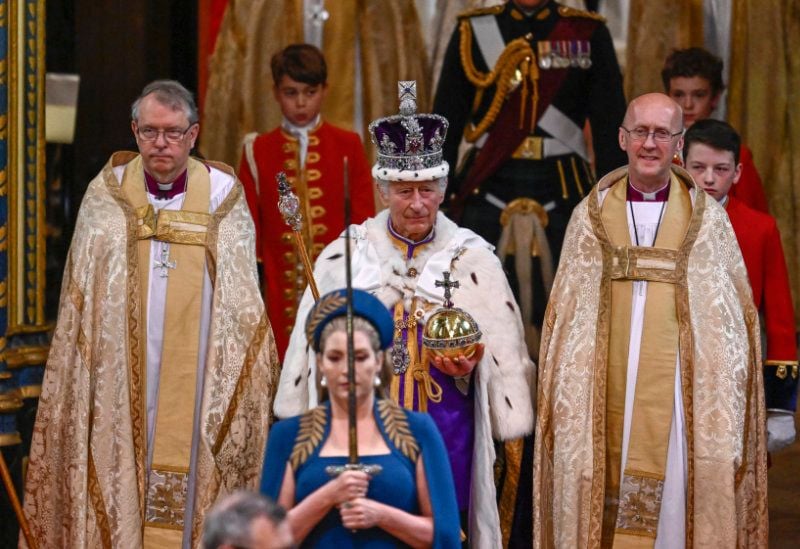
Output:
[
  {"xmin": 533, "ymin": 166, "xmax": 767, "ymax": 548},
  {"xmin": 23, "ymin": 152, "xmax": 279, "ymax": 548}
]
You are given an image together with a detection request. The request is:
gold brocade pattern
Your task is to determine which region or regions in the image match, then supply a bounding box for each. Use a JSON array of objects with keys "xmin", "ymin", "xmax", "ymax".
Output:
[
  {"xmin": 69, "ymin": 278, "xmax": 93, "ymax": 367},
  {"xmin": 614, "ymin": 473, "xmax": 664, "ymax": 537},
  {"xmin": 88, "ymin": 449, "xmax": 113, "ymax": 549},
  {"xmin": 598, "ymin": 174, "xmax": 689, "ymax": 545},
  {"xmin": 145, "ymin": 469, "xmax": 189, "ymax": 529},
  {"xmin": 105, "ymin": 154, "xmax": 150, "ymax": 519},
  {"xmin": 122, "ymin": 156, "xmax": 211, "ymax": 487},
  {"xmin": 154, "ymin": 210, "xmax": 212, "ymax": 246},
  {"xmin": 532, "ymin": 166, "xmax": 767, "ymax": 548},
  {"xmin": 23, "ymin": 152, "xmax": 278, "ymax": 548},
  {"xmin": 605, "ymin": 246, "xmax": 680, "ymax": 283},
  {"xmin": 213, "ymin": 309, "xmax": 276, "ymax": 455},
  {"xmin": 204, "ymin": 174, "xmax": 243, "ymax": 284},
  {"xmin": 136, "ymin": 205, "xmax": 157, "ymax": 239}
]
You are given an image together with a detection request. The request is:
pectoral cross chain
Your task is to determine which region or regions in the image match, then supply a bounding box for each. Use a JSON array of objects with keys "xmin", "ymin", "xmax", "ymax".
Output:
[{"xmin": 154, "ymin": 242, "xmax": 176, "ymax": 277}]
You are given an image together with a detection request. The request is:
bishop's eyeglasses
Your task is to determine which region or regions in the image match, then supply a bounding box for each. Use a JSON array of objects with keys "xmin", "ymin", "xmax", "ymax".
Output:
[
  {"xmin": 136, "ymin": 124, "xmax": 195, "ymax": 144},
  {"xmin": 621, "ymin": 126, "xmax": 683, "ymax": 142}
]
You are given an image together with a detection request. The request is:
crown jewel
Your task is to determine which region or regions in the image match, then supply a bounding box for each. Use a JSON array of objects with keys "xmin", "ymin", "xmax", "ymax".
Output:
[
  {"xmin": 369, "ymin": 81, "xmax": 449, "ymax": 181},
  {"xmin": 422, "ymin": 271, "xmax": 482, "ymax": 360}
]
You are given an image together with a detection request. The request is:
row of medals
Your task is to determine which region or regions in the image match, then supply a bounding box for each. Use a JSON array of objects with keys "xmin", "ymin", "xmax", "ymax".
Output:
[{"xmin": 537, "ymin": 40, "xmax": 592, "ymax": 69}]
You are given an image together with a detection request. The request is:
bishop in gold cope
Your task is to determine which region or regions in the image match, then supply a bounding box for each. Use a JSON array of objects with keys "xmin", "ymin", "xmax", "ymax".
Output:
[
  {"xmin": 533, "ymin": 93, "xmax": 767, "ymax": 547},
  {"xmin": 23, "ymin": 80, "xmax": 277, "ymax": 548}
]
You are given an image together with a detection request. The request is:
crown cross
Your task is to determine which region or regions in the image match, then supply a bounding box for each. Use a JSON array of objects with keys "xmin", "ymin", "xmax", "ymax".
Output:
[
  {"xmin": 435, "ymin": 271, "xmax": 459, "ymax": 308},
  {"xmin": 406, "ymin": 135, "xmax": 423, "ymax": 154},
  {"xmin": 398, "ymin": 81, "xmax": 417, "ymax": 116}
]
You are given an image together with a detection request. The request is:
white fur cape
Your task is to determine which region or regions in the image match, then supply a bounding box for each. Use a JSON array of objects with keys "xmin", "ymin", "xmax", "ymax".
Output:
[{"xmin": 275, "ymin": 209, "xmax": 535, "ymax": 548}]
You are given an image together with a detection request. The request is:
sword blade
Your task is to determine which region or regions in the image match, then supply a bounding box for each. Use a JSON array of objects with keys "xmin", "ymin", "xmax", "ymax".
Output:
[{"xmin": 343, "ymin": 157, "xmax": 358, "ymax": 464}]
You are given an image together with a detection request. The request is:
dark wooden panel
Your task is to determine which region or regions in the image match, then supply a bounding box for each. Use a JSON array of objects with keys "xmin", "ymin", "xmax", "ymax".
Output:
[{"xmin": 55, "ymin": 0, "xmax": 197, "ymax": 232}]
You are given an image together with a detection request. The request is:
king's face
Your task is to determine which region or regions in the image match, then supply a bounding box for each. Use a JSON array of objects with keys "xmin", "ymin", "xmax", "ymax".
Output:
[{"xmin": 382, "ymin": 179, "xmax": 444, "ymax": 241}]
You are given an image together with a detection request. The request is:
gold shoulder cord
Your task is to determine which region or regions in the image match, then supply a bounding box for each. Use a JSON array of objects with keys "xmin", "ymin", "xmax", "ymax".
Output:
[
  {"xmin": 557, "ymin": 5, "xmax": 606, "ymax": 22},
  {"xmin": 459, "ymin": 20, "xmax": 539, "ymax": 141}
]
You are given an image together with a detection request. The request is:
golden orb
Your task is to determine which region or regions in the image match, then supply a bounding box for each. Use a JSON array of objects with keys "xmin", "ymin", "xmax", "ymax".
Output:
[{"xmin": 422, "ymin": 307, "xmax": 482, "ymax": 360}]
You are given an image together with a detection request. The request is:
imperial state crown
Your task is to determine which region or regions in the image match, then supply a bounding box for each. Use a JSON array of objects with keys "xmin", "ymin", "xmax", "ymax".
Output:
[{"xmin": 368, "ymin": 81, "xmax": 449, "ymax": 182}]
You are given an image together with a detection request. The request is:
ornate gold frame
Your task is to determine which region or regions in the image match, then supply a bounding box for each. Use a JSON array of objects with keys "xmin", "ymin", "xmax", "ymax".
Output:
[
  {"xmin": 1, "ymin": 0, "xmax": 47, "ymax": 445},
  {"xmin": 7, "ymin": 0, "xmax": 46, "ymax": 332}
]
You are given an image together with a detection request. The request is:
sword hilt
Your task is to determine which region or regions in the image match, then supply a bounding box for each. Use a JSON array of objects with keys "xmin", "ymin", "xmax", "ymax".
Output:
[{"xmin": 324, "ymin": 462, "xmax": 383, "ymax": 478}]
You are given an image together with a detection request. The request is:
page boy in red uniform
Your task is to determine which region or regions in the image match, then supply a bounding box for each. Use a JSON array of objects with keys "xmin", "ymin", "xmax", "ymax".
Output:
[
  {"xmin": 238, "ymin": 44, "xmax": 375, "ymax": 358},
  {"xmin": 684, "ymin": 119, "xmax": 797, "ymax": 452},
  {"xmin": 663, "ymin": 47, "xmax": 769, "ymax": 213}
]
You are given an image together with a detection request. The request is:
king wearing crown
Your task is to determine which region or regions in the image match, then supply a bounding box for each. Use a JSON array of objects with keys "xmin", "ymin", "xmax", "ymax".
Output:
[{"xmin": 274, "ymin": 81, "xmax": 535, "ymax": 546}]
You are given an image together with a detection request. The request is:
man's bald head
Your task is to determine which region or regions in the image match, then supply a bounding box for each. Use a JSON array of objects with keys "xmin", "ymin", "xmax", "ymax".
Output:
[
  {"xmin": 619, "ymin": 93, "xmax": 685, "ymax": 192},
  {"xmin": 622, "ymin": 93, "xmax": 683, "ymax": 131}
]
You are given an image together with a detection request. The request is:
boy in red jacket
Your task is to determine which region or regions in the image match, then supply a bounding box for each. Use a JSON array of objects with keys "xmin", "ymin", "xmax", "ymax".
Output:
[
  {"xmin": 684, "ymin": 119, "xmax": 797, "ymax": 452},
  {"xmin": 663, "ymin": 47, "xmax": 769, "ymax": 212},
  {"xmin": 238, "ymin": 44, "xmax": 374, "ymax": 358}
]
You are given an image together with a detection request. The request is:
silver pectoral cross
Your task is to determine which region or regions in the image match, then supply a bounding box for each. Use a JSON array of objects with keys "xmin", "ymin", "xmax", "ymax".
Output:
[{"xmin": 154, "ymin": 242, "xmax": 176, "ymax": 277}]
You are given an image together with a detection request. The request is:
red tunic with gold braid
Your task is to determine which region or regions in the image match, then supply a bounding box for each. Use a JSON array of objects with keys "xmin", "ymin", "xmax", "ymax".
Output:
[
  {"xmin": 238, "ymin": 121, "xmax": 375, "ymax": 358},
  {"xmin": 726, "ymin": 196, "xmax": 798, "ymax": 411}
]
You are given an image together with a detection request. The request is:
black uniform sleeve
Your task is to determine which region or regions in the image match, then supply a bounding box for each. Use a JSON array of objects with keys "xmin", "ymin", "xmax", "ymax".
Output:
[{"xmin": 433, "ymin": 22, "xmax": 477, "ymax": 195}]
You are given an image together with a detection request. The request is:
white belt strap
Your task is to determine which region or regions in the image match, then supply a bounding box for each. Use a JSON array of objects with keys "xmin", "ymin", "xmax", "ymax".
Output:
[
  {"xmin": 538, "ymin": 106, "xmax": 589, "ymax": 161},
  {"xmin": 470, "ymin": 14, "xmax": 507, "ymax": 70}
]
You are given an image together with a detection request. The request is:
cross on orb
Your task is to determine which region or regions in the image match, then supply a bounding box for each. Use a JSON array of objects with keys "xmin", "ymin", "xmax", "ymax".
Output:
[{"xmin": 435, "ymin": 271, "xmax": 459, "ymax": 308}]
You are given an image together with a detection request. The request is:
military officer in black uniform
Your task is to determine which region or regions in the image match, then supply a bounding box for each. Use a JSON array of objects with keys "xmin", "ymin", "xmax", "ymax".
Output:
[
  {"xmin": 434, "ymin": 0, "xmax": 626, "ymax": 268},
  {"xmin": 433, "ymin": 2, "xmax": 626, "ymax": 547}
]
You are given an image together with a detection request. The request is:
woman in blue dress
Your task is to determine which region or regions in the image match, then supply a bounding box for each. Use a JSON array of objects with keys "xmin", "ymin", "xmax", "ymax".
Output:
[{"xmin": 261, "ymin": 288, "xmax": 461, "ymax": 548}]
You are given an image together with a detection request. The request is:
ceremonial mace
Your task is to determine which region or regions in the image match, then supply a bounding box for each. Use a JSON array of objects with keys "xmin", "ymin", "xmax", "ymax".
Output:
[
  {"xmin": 0, "ymin": 452, "xmax": 38, "ymax": 549},
  {"xmin": 325, "ymin": 157, "xmax": 382, "ymax": 479},
  {"xmin": 277, "ymin": 172, "xmax": 320, "ymax": 301}
]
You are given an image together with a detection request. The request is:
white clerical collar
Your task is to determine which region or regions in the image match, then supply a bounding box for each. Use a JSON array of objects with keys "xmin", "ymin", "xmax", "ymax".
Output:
[{"xmin": 628, "ymin": 179, "xmax": 670, "ymax": 202}]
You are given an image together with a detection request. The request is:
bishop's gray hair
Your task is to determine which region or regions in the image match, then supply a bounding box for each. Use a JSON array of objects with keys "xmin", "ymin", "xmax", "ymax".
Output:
[
  {"xmin": 202, "ymin": 491, "xmax": 286, "ymax": 549},
  {"xmin": 131, "ymin": 79, "xmax": 199, "ymax": 125}
]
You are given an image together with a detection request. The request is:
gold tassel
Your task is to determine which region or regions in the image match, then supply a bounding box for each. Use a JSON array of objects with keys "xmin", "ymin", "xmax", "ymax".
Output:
[
  {"xmin": 459, "ymin": 20, "xmax": 539, "ymax": 142},
  {"xmin": 519, "ymin": 58, "xmax": 529, "ymax": 129},
  {"xmin": 529, "ymin": 59, "xmax": 540, "ymax": 133}
]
